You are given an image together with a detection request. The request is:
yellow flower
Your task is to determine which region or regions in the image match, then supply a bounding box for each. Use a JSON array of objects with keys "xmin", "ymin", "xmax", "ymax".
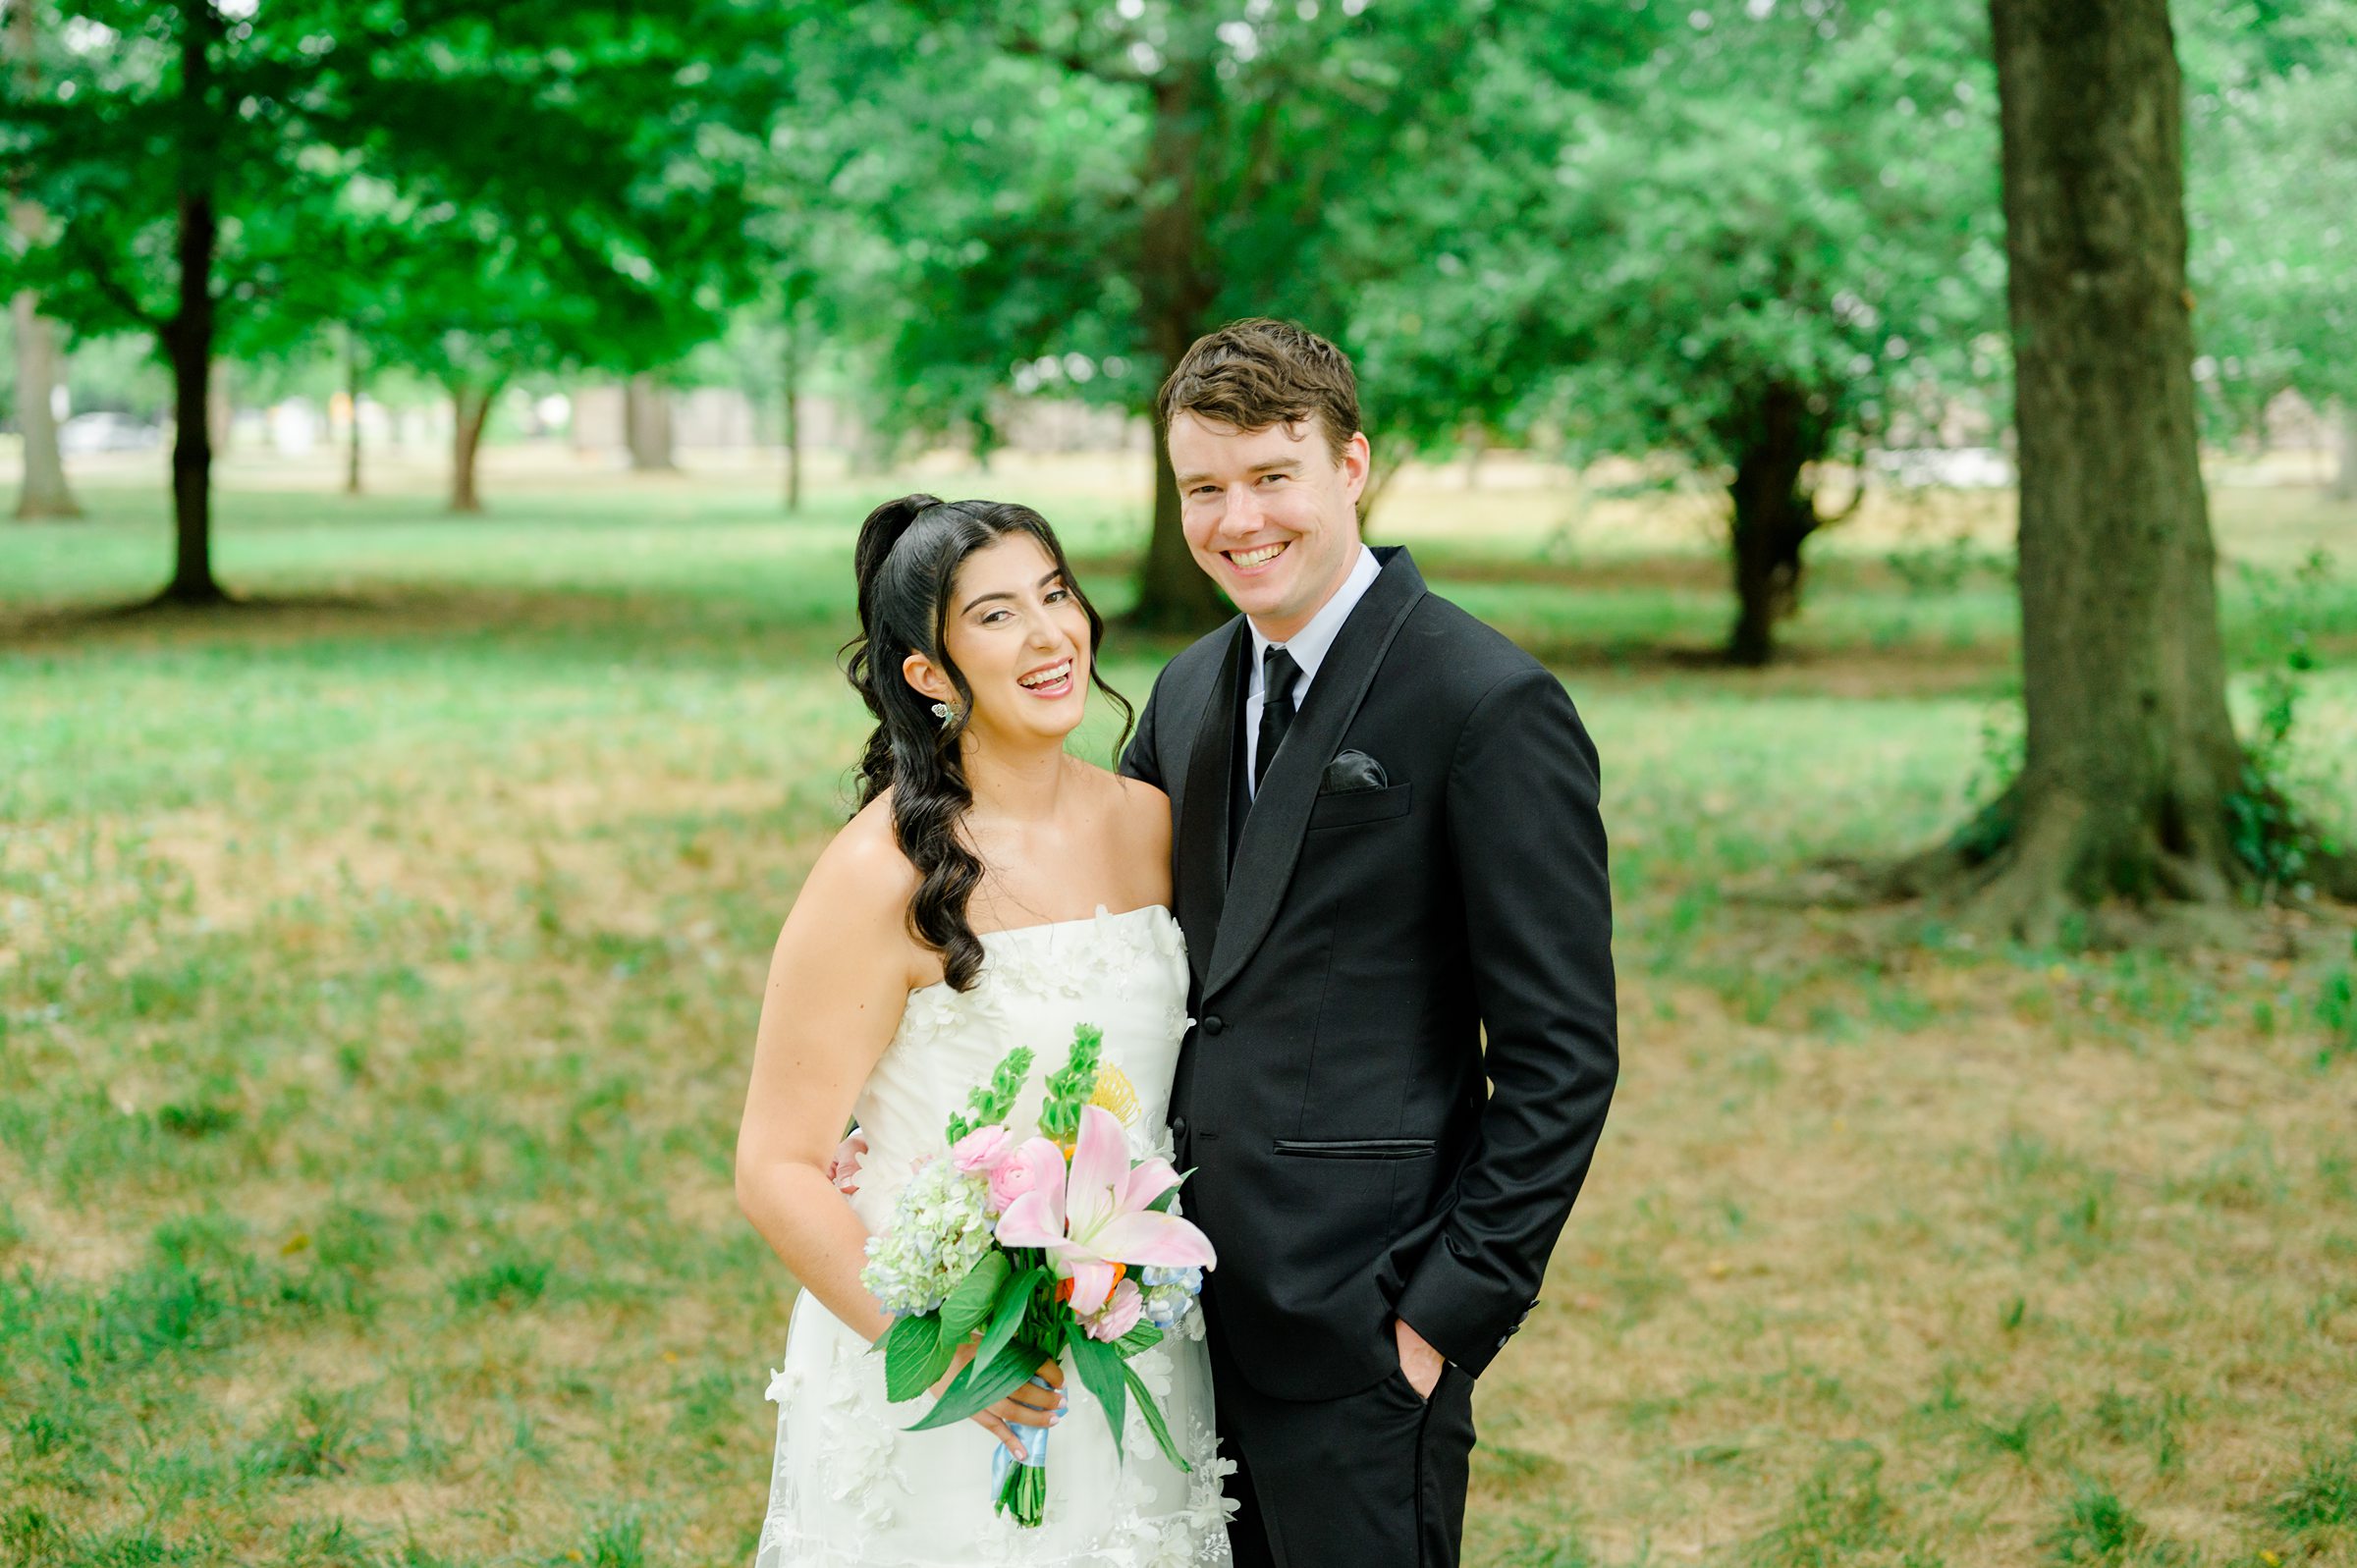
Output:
[{"xmin": 1089, "ymin": 1064, "xmax": 1141, "ymax": 1127}]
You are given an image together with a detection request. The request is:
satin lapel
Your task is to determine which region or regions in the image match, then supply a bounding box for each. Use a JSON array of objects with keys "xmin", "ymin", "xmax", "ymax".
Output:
[
  {"xmin": 1206, "ymin": 549, "xmax": 1428, "ymax": 1000},
  {"xmin": 1176, "ymin": 620, "xmax": 1248, "ymax": 997}
]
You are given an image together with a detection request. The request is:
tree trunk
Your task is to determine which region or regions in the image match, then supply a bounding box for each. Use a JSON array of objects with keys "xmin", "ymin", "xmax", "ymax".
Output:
[
  {"xmin": 11, "ymin": 285, "xmax": 80, "ymax": 520},
  {"xmin": 160, "ymin": 187, "xmax": 223, "ymax": 605},
  {"xmin": 624, "ymin": 374, "xmax": 674, "ymax": 470},
  {"xmin": 1724, "ymin": 382, "xmax": 1826, "ymax": 667},
  {"xmin": 9, "ymin": 1, "xmax": 80, "ymax": 520},
  {"xmin": 782, "ymin": 306, "xmax": 801, "ymax": 514},
  {"xmin": 344, "ymin": 323, "xmax": 363, "ymax": 495},
  {"xmin": 1899, "ymin": 0, "xmax": 2254, "ymax": 934},
  {"xmin": 1127, "ymin": 66, "xmax": 1228, "ymax": 634},
  {"xmin": 448, "ymin": 383, "xmax": 494, "ymax": 513}
]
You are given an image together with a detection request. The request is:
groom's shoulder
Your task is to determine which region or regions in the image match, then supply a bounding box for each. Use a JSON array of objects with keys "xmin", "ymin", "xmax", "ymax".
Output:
[
  {"xmin": 1398, "ymin": 587, "xmax": 1552, "ymax": 700},
  {"xmin": 1153, "ymin": 617, "xmax": 1243, "ymax": 694}
]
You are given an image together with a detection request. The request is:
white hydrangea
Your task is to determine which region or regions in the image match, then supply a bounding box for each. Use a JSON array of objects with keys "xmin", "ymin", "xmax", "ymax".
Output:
[{"xmin": 858, "ymin": 1158, "xmax": 996, "ymax": 1317}]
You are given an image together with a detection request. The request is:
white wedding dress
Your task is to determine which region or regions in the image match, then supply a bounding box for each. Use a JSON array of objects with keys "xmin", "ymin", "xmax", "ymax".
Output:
[{"xmin": 754, "ymin": 904, "xmax": 1234, "ymax": 1568}]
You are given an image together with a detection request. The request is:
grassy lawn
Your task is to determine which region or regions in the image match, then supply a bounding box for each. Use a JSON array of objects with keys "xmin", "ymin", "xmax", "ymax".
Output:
[{"xmin": 3, "ymin": 458, "xmax": 2355, "ymax": 1568}]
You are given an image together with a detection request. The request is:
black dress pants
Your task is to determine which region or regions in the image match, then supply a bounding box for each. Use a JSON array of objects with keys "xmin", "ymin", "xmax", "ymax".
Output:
[{"xmin": 1207, "ymin": 1322, "xmax": 1478, "ymax": 1568}]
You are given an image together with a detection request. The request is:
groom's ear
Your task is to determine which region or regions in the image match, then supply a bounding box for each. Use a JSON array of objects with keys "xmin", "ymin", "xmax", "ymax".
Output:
[
  {"xmin": 902, "ymin": 651, "xmax": 952, "ymax": 705},
  {"xmin": 1340, "ymin": 430, "xmax": 1372, "ymax": 510}
]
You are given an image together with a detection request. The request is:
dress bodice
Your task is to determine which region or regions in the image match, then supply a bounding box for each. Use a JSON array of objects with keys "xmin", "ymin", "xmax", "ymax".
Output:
[{"xmin": 849, "ymin": 903, "xmax": 1192, "ymax": 1233}]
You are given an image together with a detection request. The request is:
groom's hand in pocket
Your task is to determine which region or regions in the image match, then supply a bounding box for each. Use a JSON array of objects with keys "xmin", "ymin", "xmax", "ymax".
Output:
[{"xmin": 1394, "ymin": 1317, "xmax": 1445, "ymax": 1400}]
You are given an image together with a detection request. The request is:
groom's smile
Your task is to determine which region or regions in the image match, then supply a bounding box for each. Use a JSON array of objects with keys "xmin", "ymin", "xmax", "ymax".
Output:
[{"xmin": 1170, "ymin": 410, "xmax": 1371, "ymax": 643}]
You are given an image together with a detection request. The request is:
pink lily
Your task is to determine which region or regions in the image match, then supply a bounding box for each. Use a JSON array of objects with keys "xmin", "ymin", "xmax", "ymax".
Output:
[{"xmin": 994, "ymin": 1106, "xmax": 1217, "ymax": 1315}]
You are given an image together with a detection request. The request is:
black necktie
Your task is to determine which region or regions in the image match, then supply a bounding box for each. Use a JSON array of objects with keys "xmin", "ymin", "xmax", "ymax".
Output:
[{"xmin": 1254, "ymin": 646, "xmax": 1300, "ymax": 794}]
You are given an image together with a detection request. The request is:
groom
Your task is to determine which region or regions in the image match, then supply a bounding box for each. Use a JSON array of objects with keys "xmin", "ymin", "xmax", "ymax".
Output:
[{"xmin": 1120, "ymin": 319, "xmax": 1618, "ymax": 1568}]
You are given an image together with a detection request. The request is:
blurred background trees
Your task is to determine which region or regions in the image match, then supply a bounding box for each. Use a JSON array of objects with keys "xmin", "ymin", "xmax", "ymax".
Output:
[{"xmin": 3, "ymin": 0, "xmax": 2353, "ymax": 917}]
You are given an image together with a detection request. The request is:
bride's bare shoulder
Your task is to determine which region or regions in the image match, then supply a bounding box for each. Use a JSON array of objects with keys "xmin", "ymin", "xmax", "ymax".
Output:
[
  {"xmin": 1088, "ymin": 761, "xmax": 1172, "ymax": 865},
  {"xmin": 788, "ymin": 794, "xmax": 918, "ymax": 936}
]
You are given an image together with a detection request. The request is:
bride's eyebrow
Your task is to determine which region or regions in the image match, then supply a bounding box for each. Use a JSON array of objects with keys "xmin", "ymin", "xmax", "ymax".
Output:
[{"xmin": 959, "ymin": 570, "xmax": 1064, "ymax": 616}]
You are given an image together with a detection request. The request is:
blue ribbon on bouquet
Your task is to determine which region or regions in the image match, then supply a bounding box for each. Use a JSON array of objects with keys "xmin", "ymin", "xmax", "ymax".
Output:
[{"xmin": 989, "ymin": 1375, "xmax": 1055, "ymax": 1493}]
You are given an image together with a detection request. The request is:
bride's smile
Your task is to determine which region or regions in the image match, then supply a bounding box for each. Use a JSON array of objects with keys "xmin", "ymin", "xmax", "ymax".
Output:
[{"xmin": 917, "ymin": 533, "xmax": 1094, "ymax": 744}]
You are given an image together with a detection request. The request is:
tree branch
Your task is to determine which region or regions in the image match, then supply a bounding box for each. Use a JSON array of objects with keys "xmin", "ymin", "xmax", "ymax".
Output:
[
  {"xmin": 999, "ymin": 17, "xmax": 1148, "ymax": 85},
  {"xmin": 63, "ymin": 220, "xmax": 163, "ymax": 333}
]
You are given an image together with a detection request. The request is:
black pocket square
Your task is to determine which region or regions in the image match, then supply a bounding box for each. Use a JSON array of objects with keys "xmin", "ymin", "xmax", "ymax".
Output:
[{"xmin": 1320, "ymin": 749, "xmax": 1389, "ymax": 794}]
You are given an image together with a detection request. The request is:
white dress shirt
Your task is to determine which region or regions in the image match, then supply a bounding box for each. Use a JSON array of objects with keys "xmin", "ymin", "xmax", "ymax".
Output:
[{"xmin": 1244, "ymin": 545, "xmax": 1383, "ymax": 797}]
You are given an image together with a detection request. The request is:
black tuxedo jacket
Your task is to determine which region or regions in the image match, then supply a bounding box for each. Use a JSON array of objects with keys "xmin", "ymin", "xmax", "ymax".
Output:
[{"xmin": 1121, "ymin": 547, "xmax": 1617, "ymax": 1402}]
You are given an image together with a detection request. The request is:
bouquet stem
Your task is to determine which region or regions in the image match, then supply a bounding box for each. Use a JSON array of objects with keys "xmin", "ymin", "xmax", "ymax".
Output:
[{"xmin": 993, "ymin": 1451, "xmax": 1049, "ymax": 1527}]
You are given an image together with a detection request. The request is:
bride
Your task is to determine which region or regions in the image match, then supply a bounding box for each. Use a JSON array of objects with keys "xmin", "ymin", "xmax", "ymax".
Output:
[{"xmin": 735, "ymin": 495, "xmax": 1233, "ymax": 1567}]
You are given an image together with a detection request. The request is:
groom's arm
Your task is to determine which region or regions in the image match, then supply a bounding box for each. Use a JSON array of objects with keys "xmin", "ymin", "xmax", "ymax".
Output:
[
  {"xmin": 1118, "ymin": 662, "xmax": 1170, "ymax": 788},
  {"xmin": 1395, "ymin": 665, "xmax": 1617, "ymax": 1379}
]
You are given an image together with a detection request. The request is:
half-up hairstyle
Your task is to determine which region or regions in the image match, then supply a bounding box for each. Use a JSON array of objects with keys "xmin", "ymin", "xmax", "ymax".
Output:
[{"xmin": 841, "ymin": 494, "xmax": 1131, "ymax": 992}]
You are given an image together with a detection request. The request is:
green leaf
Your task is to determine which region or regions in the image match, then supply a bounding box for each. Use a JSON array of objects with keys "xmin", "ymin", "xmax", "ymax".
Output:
[
  {"xmin": 1120, "ymin": 1355, "xmax": 1191, "ymax": 1474},
  {"xmin": 880, "ymin": 1313, "xmax": 959, "ymax": 1406},
  {"xmin": 1066, "ymin": 1329, "xmax": 1129, "ymax": 1464},
  {"xmin": 972, "ymin": 1266, "xmax": 1044, "ymax": 1376},
  {"xmin": 940, "ymin": 1251, "xmax": 1011, "ymax": 1340},
  {"xmin": 1114, "ymin": 1322, "xmax": 1165, "ymax": 1357},
  {"xmin": 905, "ymin": 1339, "xmax": 1042, "ymax": 1433}
]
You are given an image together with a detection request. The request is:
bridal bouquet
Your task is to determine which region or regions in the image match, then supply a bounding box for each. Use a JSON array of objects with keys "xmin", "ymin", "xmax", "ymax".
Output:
[{"xmin": 859, "ymin": 1024, "xmax": 1216, "ymax": 1528}]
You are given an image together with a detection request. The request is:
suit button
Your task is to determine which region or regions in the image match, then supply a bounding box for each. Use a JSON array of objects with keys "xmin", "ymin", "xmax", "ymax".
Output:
[
  {"xmin": 1172, "ymin": 1115, "xmax": 1188, "ymax": 1137},
  {"xmin": 1201, "ymin": 1016, "xmax": 1226, "ymax": 1037}
]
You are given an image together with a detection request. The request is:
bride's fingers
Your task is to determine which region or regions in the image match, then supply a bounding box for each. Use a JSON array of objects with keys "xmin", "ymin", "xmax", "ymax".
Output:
[
  {"xmin": 997, "ymin": 1394, "xmax": 1057, "ymax": 1429},
  {"xmin": 974, "ymin": 1411, "xmax": 1026, "ymax": 1457},
  {"xmin": 1033, "ymin": 1358, "xmax": 1066, "ymax": 1390},
  {"xmin": 1006, "ymin": 1380, "xmax": 1059, "ymax": 1413}
]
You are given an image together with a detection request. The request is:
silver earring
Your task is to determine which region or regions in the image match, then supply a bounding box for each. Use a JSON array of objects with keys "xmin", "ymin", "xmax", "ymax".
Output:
[{"xmin": 930, "ymin": 701, "xmax": 955, "ymax": 726}]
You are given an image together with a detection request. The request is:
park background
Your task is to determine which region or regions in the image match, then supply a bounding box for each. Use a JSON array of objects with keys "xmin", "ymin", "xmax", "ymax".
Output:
[{"xmin": 4, "ymin": 2, "xmax": 2356, "ymax": 1565}]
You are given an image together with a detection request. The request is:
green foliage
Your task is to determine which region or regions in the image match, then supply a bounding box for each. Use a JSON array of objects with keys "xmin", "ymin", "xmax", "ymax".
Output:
[
  {"xmin": 944, "ymin": 1046, "xmax": 1035, "ymax": 1145},
  {"xmin": 2181, "ymin": 2, "xmax": 2357, "ymax": 434},
  {"xmin": 938, "ymin": 1251, "xmax": 1011, "ymax": 1340},
  {"xmin": 1119, "ymin": 1354, "xmax": 1186, "ymax": 1474},
  {"xmin": 878, "ymin": 1310, "xmax": 959, "ymax": 1405},
  {"xmin": 2318, "ymin": 935, "xmax": 2357, "ymax": 1067},
  {"xmin": 904, "ymin": 1337, "xmax": 1041, "ymax": 1433},
  {"xmin": 1036, "ymin": 1024, "xmax": 1102, "ymax": 1144},
  {"xmin": 1063, "ymin": 1329, "xmax": 1127, "ymax": 1460},
  {"xmin": 2228, "ymin": 549, "xmax": 2344, "ymax": 889}
]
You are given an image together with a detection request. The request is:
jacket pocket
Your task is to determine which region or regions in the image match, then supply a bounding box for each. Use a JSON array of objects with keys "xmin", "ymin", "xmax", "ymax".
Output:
[
  {"xmin": 1272, "ymin": 1137, "xmax": 1439, "ymax": 1161},
  {"xmin": 1307, "ymin": 782, "xmax": 1412, "ymax": 832}
]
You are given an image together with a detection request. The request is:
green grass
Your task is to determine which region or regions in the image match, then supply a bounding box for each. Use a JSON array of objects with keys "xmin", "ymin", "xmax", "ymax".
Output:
[{"xmin": 4, "ymin": 461, "xmax": 2355, "ymax": 1566}]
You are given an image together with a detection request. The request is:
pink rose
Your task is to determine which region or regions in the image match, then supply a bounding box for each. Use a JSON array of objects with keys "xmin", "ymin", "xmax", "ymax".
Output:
[
  {"xmin": 951, "ymin": 1124, "xmax": 1013, "ymax": 1175},
  {"xmin": 1082, "ymin": 1277, "xmax": 1144, "ymax": 1342},
  {"xmin": 988, "ymin": 1137, "xmax": 1067, "ymax": 1216}
]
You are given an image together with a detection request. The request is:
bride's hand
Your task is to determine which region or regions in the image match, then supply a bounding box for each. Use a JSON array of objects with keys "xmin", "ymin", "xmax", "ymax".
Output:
[{"xmin": 934, "ymin": 1341, "xmax": 1067, "ymax": 1457}]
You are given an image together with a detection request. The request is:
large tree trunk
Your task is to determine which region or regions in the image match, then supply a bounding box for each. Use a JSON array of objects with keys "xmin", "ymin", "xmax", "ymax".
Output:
[
  {"xmin": 448, "ymin": 383, "xmax": 495, "ymax": 513},
  {"xmin": 160, "ymin": 188, "xmax": 223, "ymax": 605},
  {"xmin": 1724, "ymin": 382, "xmax": 1826, "ymax": 667},
  {"xmin": 1899, "ymin": 0, "xmax": 2268, "ymax": 934},
  {"xmin": 624, "ymin": 374, "xmax": 674, "ymax": 470},
  {"xmin": 1126, "ymin": 68, "xmax": 1227, "ymax": 634},
  {"xmin": 9, "ymin": 0, "xmax": 80, "ymax": 520}
]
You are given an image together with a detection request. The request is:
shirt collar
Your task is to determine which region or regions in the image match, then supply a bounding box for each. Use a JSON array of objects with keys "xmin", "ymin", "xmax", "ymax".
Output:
[{"xmin": 1248, "ymin": 545, "xmax": 1382, "ymax": 697}]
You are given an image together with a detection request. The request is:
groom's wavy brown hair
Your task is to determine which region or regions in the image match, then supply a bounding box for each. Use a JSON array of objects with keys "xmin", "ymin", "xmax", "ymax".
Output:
[{"xmin": 1155, "ymin": 318, "xmax": 1362, "ymax": 461}]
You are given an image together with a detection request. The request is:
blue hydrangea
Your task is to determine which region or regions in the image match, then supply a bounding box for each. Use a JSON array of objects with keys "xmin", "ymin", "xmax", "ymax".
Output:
[
  {"xmin": 858, "ymin": 1158, "xmax": 996, "ymax": 1317},
  {"xmin": 1139, "ymin": 1265, "xmax": 1203, "ymax": 1331}
]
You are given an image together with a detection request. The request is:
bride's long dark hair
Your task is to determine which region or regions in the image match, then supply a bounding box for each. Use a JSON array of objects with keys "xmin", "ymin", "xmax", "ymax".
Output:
[{"xmin": 842, "ymin": 494, "xmax": 1132, "ymax": 992}]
